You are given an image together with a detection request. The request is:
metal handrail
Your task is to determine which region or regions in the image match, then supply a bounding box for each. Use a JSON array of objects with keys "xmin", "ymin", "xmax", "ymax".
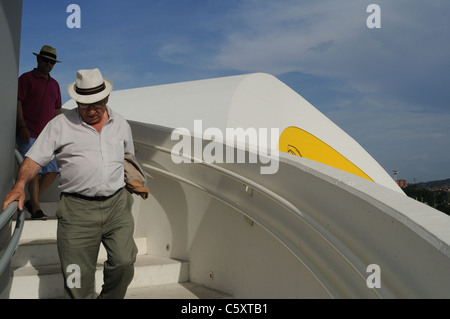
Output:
[{"xmin": 0, "ymin": 150, "xmax": 25, "ymax": 276}]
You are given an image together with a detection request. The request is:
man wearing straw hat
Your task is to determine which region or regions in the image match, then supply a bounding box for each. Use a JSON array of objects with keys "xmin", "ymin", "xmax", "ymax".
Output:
[
  {"xmin": 16, "ymin": 45, "xmax": 62, "ymax": 220},
  {"xmin": 3, "ymin": 68, "xmax": 138, "ymax": 299}
]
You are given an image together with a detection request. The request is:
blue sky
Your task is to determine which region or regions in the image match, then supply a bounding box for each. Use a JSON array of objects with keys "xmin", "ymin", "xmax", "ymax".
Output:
[{"xmin": 18, "ymin": 0, "xmax": 450, "ymax": 183}]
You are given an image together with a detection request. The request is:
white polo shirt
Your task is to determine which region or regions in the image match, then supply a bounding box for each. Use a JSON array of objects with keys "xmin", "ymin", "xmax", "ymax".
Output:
[{"xmin": 27, "ymin": 106, "xmax": 134, "ymax": 197}]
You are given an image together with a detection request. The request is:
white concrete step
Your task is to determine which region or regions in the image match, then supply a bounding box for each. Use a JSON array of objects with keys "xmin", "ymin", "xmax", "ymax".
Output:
[
  {"xmin": 7, "ymin": 254, "xmax": 190, "ymax": 299},
  {"xmin": 96, "ymin": 255, "xmax": 189, "ymax": 293},
  {"xmin": 11, "ymin": 237, "xmax": 148, "ymax": 268},
  {"xmin": 125, "ymin": 282, "xmax": 232, "ymax": 299},
  {"xmin": 15, "ymin": 201, "xmax": 59, "ymax": 221},
  {"xmin": 6, "ymin": 217, "xmax": 192, "ymax": 299},
  {"xmin": 7, "ymin": 202, "xmax": 232, "ymax": 299},
  {"xmin": 15, "ymin": 217, "xmax": 57, "ymax": 241}
]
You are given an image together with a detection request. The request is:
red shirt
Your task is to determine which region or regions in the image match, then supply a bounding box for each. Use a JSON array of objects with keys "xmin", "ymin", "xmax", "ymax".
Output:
[{"xmin": 17, "ymin": 69, "xmax": 62, "ymax": 138}]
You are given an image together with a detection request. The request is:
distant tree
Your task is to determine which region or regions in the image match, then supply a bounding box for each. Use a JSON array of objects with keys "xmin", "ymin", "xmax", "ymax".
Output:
[
  {"xmin": 403, "ymin": 185, "xmax": 449, "ymax": 214},
  {"xmin": 436, "ymin": 203, "xmax": 450, "ymax": 216}
]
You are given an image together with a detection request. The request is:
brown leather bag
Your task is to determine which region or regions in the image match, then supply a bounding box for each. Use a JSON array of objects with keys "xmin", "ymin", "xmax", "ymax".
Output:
[{"xmin": 124, "ymin": 152, "xmax": 149, "ymax": 199}]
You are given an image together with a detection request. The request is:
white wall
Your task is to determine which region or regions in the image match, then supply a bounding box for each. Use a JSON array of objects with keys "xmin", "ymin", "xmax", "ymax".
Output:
[
  {"xmin": 0, "ymin": 0, "xmax": 23, "ymax": 297},
  {"xmin": 130, "ymin": 121, "xmax": 450, "ymax": 298}
]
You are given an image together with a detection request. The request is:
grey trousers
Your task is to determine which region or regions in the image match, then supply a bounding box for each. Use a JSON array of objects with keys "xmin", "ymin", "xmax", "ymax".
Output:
[{"xmin": 56, "ymin": 188, "xmax": 137, "ymax": 299}]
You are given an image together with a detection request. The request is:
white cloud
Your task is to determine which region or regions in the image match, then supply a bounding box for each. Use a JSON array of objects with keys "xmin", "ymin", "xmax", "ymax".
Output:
[
  {"xmin": 19, "ymin": 0, "xmax": 449, "ymax": 182},
  {"xmin": 214, "ymin": 0, "xmax": 365, "ymax": 75},
  {"xmin": 207, "ymin": 0, "xmax": 450, "ymax": 183},
  {"xmin": 213, "ymin": 0, "xmax": 450, "ymax": 106},
  {"xmin": 157, "ymin": 39, "xmax": 195, "ymax": 64}
]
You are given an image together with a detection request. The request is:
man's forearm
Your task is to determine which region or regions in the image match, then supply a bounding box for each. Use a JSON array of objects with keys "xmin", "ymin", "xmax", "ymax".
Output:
[
  {"xmin": 2, "ymin": 157, "xmax": 41, "ymax": 211},
  {"xmin": 16, "ymin": 157, "xmax": 41, "ymax": 186}
]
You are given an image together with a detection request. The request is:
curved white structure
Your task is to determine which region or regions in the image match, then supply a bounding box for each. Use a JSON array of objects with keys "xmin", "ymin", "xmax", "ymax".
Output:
[
  {"xmin": 65, "ymin": 74, "xmax": 450, "ymax": 298},
  {"xmin": 65, "ymin": 73, "xmax": 402, "ymax": 193},
  {"xmin": 124, "ymin": 122, "xmax": 450, "ymax": 298}
]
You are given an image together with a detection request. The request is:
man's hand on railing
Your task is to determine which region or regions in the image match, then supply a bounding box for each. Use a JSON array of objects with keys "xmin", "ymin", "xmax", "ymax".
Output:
[
  {"xmin": 2, "ymin": 185, "xmax": 26, "ymax": 212},
  {"xmin": 2, "ymin": 157, "xmax": 41, "ymax": 212}
]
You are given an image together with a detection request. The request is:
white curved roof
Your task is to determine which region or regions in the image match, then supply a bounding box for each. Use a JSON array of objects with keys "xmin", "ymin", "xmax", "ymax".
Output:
[{"xmin": 63, "ymin": 72, "xmax": 401, "ymax": 193}]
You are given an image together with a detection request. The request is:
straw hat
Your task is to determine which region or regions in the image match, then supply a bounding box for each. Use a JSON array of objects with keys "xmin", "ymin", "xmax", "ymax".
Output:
[
  {"xmin": 33, "ymin": 45, "xmax": 62, "ymax": 63},
  {"xmin": 68, "ymin": 68, "xmax": 113, "ymax": 104}
]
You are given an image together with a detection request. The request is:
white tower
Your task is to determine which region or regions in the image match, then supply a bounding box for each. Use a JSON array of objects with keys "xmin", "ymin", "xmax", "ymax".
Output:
[{"xmin": 393, "ymin": 170, "xmax": 398, "ymax": 181}]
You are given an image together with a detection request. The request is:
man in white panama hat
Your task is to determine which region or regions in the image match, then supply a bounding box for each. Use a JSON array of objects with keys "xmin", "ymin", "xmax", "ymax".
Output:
[
  {"xmin": 3, "ymin": 68, "xmax": 138, "ymax": 299},
  {"xmin": 16, "ymin": 45, "xmax": 62, "ymax": 220}
]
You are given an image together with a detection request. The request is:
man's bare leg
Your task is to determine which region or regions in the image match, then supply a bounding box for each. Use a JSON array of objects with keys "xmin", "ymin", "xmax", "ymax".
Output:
[
  {"xmin": 27, "ymin": 172, "xmax": 58, "ymax": 218},
  {"xmin": 38, "ymin": 172, "xmax": 59, "ymax": 199},
  {"xmin": 27, "ymin": 174, "xmax": 41, "ymax": 212}
]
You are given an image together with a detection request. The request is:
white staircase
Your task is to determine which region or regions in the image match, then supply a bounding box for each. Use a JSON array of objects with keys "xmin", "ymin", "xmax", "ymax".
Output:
[{"xmin": 4, "ymin": 202, "xmax": 231, "ymax": 299}]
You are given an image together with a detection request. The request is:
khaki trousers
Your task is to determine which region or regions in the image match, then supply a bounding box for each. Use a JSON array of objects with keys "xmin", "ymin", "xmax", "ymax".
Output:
[{"xmin": 56, "ymin": 188, "xmax": 137, "ymax": 299}]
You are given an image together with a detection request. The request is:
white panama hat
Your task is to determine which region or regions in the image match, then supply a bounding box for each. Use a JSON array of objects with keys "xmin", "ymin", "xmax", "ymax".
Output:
[{"xmin": 68, "ymin": 68, "xmax": 113, "ymax": 104}]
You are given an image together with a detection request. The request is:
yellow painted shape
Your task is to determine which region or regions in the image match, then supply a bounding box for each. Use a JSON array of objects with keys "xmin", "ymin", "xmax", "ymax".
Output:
[{"xmin": 278, "ymin": 127, "xmax": 373, "ymax": 181}]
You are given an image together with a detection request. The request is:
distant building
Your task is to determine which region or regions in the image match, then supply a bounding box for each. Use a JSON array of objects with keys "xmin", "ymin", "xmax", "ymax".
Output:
[{"xmin": 397, "ymin": 179, "xmax": 407, "ymax": 188}]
